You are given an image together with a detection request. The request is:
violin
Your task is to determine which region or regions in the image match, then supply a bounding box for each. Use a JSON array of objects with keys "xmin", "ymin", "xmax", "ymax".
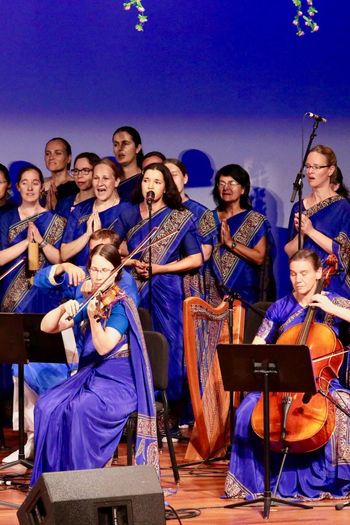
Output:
[
  {"xmin": 67, "ymin": 226, "xmax": 162, "ymax": 322},
  {"xmin": 93, "ymin": 283, "xmax": 123, "ymax": 321},
  {"xmin": 251, "ymin": 254, "xmax": 344, "ymax": 454}
]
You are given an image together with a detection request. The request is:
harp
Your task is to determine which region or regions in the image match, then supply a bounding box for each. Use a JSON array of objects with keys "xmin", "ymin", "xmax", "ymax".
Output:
[{"xmin": 183, "ymin": 297, "xmax": 245, "ymax": 461}]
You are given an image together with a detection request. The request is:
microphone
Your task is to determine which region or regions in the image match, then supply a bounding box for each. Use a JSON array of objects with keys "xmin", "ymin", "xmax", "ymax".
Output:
[
  {"xmin": 305, "ymin": 112, "xmax": 327, "ymax": 123},
  {"xmin": 146, "ymin": 191, "xmax": 155, "ymax": 206}
]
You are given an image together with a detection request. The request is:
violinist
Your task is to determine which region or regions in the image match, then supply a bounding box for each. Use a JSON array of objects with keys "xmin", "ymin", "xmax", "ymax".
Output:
[
  {"xmin": 31, "ymin": 243, "xmax": 158, "ymax": 486},
  {"xmin": 225, "ymin": 249, "xmax": 350, "ymax": 500}
]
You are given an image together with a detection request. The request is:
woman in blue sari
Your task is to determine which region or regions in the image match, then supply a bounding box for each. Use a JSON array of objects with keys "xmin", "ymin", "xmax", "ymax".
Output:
[
  {"xmin": 115, "ymin": 163, "xmax": 203, "ymax": 406},
  {"xmin": 164, "ymin": 158, "xmax": 217, "ymax": 300},
  {"xmin": 61, "ymin": 159, "xmax": 124, "ymax": 266},
  {"xmin": 55, "ymin": 152, "xmax": 99, "ymax": 219},
  {"xmin": 0, "ymin": 165, "xmax": 67, "ymax": 462},
  {"xmin": 112, "ymin": 126, "xmax": 143, "ymax": 202},
  {"xmin": 31, "ymin": 244, "xmax": 158, "ymax": 486},
  {"xmin": 285, "ymin": 145, "xmax": 350, "ymax": 297},
  {"xmin": 225, "ymin": 249, "xmax": 350, "ymax": 500},
  {"xmin": 210, "ymin": 164, "xmax": 275, "ymax": 305}
]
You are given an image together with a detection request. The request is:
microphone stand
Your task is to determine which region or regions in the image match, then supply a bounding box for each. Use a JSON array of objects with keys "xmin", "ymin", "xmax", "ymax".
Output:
[
  {"xmin": 290, "ymin": 118, "xmax": 320, "ymax": 250},
  {"xmin": 147, "ymin": 199, "xmax": 153, "ymax": 314}
]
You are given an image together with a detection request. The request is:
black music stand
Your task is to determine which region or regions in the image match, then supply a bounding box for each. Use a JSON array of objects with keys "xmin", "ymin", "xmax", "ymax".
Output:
[
  {"xmin": 0, "ymin": 313, "xmax": 67, "ymax": 496},
  {"xmin": 217, "ymin": 343, "xmax": 317, "ymax": 519}
]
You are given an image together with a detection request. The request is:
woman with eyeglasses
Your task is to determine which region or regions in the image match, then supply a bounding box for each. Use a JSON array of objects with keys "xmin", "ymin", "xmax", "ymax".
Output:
[
  {"xmin": 30, "ymin": 243, "xmax": 158, "ymax": 485},
  {"xmin": 285, "ymin": 145, "xmax": 350, "ymax": 296},
  {"xmin": 209, "ymin": 164, "xmax": 275, "ymax": 305},
  {"xmin": 61, "ymin": 158, "xmax": 124, "ymax": 266},
  {"xmin": 55, "ymin": 152, "xmax": 100, "ymax": 219}
]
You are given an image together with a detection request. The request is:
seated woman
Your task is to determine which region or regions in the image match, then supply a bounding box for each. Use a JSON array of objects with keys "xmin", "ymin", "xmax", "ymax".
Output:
[
  {"xmin": 285, "ymin": 145, "xmax": 350, "ymax": 297},
  {"xmin": 61, "ymin": 158, "xmax": 123, "ymax": 266},
  {"xmin": 31, "ymin": 244, "xmax": 158, "ymax": 486},
  {"xmin": 225, "ymin": 249, "xmax": 350, "ymax": 500},
  {"xmin": 210, "ymin": 164, "xmax": 275, "ymax": 305}
]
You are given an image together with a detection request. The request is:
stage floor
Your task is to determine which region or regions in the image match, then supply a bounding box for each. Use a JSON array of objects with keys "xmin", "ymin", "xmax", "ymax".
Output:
[{"xmin": 1, "ymin": 428, "xmax": 349, "ymax": 524}]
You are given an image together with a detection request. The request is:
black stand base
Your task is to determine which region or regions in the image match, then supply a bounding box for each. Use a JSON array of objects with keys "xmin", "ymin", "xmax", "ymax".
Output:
[
  {"xmin": 224, "ymin": 491, "xmax": 312, "ymax": 519},
  {"xmin": 336, "ymin": 501, "xmax": 350, "ymax": 511},
  {"xmin": 0, "ymin": 500, "xmax": 21, "ymax": 510},
  {"xmin": 0, "ymin": 457, "xmax": 33, "ymax": 471}
]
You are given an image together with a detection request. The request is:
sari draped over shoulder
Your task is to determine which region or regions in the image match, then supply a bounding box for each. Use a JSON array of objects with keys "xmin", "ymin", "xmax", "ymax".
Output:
[
  {"xmin": 288, "ymin": 196, "xmax": 350, "ymax": 296},
  {"xmin": 0, "ymin": 209, "xmax": 66, "ymax": 313},
  {"xmin": 225, "ymin": 292, "xmax": 350, "ymax": 500},
  {"xmin": 117, "ymin": 204, "xmax": 202, "ymax": 401},
  {"xmin": 62, "ymin": 198, "xmax": 124, "ymax": 266},
  {"xmin": 0, "ymin": 209, "xmax": 69, "ymax": 395},
  {"xmin": 118, "ymin": 174, "xmax": 142, "ymax": 202},
  {"xmin": 31, "ymin": 295, "xmax": 158, "ymax": 486},
  {"xmin": 182, "ymin": 199, "xmax": 217, "ymax": 300},
  {"xmin": 210, "ymin": 209, "xmax": 275, "ymax": 304}
]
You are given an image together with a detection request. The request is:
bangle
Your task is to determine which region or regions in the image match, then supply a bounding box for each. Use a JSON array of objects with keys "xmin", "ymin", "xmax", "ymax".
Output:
[
  {"xmin": 231, "ymin": 239, "xmax": 237, "ymax": 250},
  {"xmin": 39, "ymin": 239, "xmax": 49, "ymax": 249}
]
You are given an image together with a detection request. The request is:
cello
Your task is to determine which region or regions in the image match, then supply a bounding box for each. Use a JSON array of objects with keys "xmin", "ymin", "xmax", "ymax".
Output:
[{"xmin": 251, "ymin": 255, "xmax": 344, "ymax": 454}]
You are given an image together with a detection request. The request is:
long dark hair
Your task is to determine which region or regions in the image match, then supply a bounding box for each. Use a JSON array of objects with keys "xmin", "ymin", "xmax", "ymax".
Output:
[
  {"xmin": 112, "ymin": 126, "xmax": 144, "ymax": 168},
  {"xmin": 132, "ymin": 163, "xmax": 183, "ymax": 209},
  {"xmin": 212, "ymin": 164, "xmax": 251, "ymax": 211}
]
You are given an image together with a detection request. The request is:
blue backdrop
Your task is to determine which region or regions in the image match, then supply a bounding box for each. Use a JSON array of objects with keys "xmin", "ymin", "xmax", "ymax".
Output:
[{"xmin": 1, "ymin": 0, "xmax": 349, "ymax": 296}]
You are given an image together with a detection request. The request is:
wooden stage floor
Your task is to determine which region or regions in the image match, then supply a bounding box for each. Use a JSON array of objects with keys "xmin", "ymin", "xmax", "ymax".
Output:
[{"xmin": 1, "ymin": 428, "xmax": 349, "ymax": 524}]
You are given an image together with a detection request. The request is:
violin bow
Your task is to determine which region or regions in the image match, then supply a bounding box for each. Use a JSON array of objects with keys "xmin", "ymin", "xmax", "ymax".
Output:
[
  {"xmin": 0, "ymin": 257, "xmax": 26, "ymax": 282},
  {"xmin": 69, "ymin": 227, "xmax": 160, "ymax": 319}
]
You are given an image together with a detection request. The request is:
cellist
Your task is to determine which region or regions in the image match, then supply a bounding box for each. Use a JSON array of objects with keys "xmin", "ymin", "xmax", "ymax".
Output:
[{"xmin": 225, "ymin": 249, "xmax": 350, "ymax": 500}]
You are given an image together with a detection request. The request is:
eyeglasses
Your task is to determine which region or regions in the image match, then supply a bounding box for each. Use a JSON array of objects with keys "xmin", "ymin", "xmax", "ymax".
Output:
[
  {"xmin": 304, "ymin": 164, "xmax": 330, "ymax": 172},
  {"xmin": 71, "ymin": 168, "xmax": 93, "ymax": 176},
  {"xmin": 89, "ymin": 267, "xmax": 112, "ymax": 275},
  {"xmin": 218, "ymin": 181, "xmax": 241, "ymax": 188}
]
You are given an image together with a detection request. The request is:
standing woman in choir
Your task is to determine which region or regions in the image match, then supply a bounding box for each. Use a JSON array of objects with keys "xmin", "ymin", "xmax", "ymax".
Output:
[
  {"xmin": 31, "ymin": 244, "xmax": 158, "ymax": 485},
  {"xmin": 164, "ymin": 158, "xmax": 217, "ymax": 298},
  {"xmin": 112, "ymin": 126, "xmax": 143, "ymax": 201},
  {"xmin": 43, "ymin": 137, "xmax": 78, "ymax": 211},
  {"xmin": 61, "ymin": 158, "xmax": 123, "ymax": 266},
  {"xmin": 285, "ymin": 145, "xmax": 350, "ymax": 297},
  {"xmin": 0, "ymin": 163, "xmax": 16, "ymax": 216},
  {"xmin": 210, "ymin": 164, "xmax": 275, "ymax": 305},
  {"xmin": 115, "ymin": 163, "xmax": 203, "ymax": 408},
  {"xmin": 0, "ymin": 165, "xmax": 66, "ymax": 312},
  {"xmin": 0, "ymin": 165, "xmax": 67, "ymax": 462},
  {"xmin": 55, "ymin": 152, "xmax": 100, "ymax": 219}
]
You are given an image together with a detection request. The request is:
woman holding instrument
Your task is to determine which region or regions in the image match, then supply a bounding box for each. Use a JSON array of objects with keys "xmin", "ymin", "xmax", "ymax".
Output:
[
  {"xmin": 225, "ymin": 249, "xmax": 350, "ymax": 500},
  {"xmin": 0, "ymin": 165, "xmax": 67, "ymax": 463},
  {"xmin": 31, "ymin": 243, "xmax": 158, "ymax": 486}
]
